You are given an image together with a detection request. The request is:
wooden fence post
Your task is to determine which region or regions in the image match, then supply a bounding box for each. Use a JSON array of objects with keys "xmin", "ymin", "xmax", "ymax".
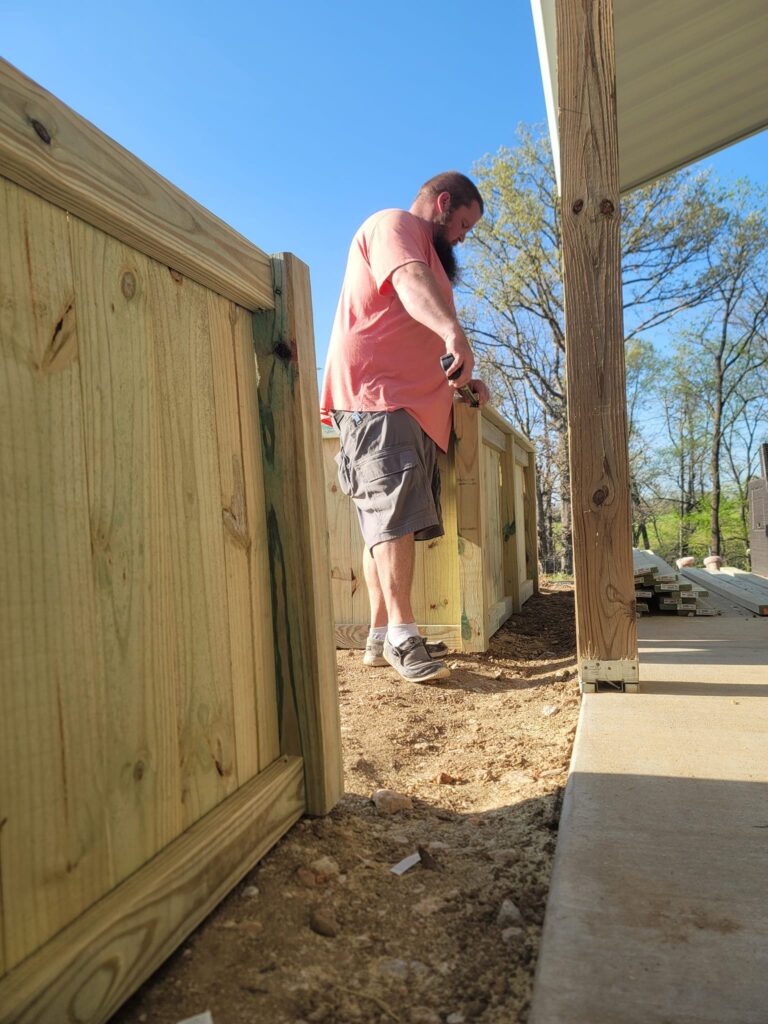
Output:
[
  {"xmin": 454, "ymin": 402, "xmax": 487, "ymax": 652},
  {"xmin": 524, "ymin": 456, "xmax": 540, "ymax": 596},
  {"xmin": 252, "ymin": 253, "xmax": 343, "ymax": 813},
  {"xmin": 556, "ymin": 0, "xmax": 638, "ymax": 691}
]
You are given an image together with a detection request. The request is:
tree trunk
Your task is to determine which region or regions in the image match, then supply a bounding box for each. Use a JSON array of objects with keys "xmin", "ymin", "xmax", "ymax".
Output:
[{"xmin": 710, "ymin": 368, "xmax": 724, "ymax": 555}]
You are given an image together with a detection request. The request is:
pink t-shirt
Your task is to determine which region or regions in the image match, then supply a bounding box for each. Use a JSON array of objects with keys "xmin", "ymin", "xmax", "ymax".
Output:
[{"xmin": 320, "ymin": 209, "xmax": 455, "ymax": 451}]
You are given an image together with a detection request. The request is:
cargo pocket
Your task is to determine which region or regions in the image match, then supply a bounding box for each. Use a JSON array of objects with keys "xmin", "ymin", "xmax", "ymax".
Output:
[{"xmin": 356, "ymin": 446, "xmax": 429, "ymax": 520}]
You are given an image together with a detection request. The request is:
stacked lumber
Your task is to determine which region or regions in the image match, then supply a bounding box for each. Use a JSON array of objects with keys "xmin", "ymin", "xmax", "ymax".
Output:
[
  {"xmin": 681, "ymin": 566, "xmax": 768, "ymax": 617},
  {"xmin": 632, "ymin": 549, "xmax": 717, "ymax": 616}
]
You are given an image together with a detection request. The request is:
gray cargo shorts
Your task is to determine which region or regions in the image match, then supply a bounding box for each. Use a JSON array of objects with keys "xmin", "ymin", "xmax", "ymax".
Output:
[{"xmin": 332, "ymin": 409, "xmax": 444, "ymax": 551}]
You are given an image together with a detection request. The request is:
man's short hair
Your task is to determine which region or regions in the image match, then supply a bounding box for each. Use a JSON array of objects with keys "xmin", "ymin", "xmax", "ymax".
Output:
[{"xmin": 416, "ymin": 171, "xmax": 484, "ymax": 215}]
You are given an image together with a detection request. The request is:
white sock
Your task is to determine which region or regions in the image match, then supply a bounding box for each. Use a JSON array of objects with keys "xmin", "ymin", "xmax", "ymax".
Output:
[
  {"xmin": 387, "ymin": 622, "xmax": 419, "ymax": 648},
  {"xmin": 368, "ymin": 626, "xmax": 387, "ymax": 642}
]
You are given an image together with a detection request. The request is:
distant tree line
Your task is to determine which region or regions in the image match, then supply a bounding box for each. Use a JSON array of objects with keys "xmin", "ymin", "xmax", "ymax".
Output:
[{"xmin": 460, "ymin": 127, "xmax": 768, "ymax": 573}]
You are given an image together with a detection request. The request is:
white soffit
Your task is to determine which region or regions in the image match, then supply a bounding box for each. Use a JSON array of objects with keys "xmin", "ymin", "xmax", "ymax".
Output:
[{"xmin": 531, "ymin": 0, "xmax": 768, "ymax": 193}]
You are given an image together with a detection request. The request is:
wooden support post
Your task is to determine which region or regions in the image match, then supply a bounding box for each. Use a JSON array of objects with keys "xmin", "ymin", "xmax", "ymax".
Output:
[
  {"xmin": 556, "ymin": 0, "xmax": 638, "ymax": 689},
  {"xmin": 253, "ymin": 254, "xmax": 343, "ymax": 814},
  {"xmin": 524, "ymin": 456, "xmax": 540, "ymax": 596},
  {"xmin": 501, "ymin": 439, "xmax": 521, "ymax": 613},
  {"xmin": 453, "ymin": 402, "xmax": 487, "ymax": 652}
]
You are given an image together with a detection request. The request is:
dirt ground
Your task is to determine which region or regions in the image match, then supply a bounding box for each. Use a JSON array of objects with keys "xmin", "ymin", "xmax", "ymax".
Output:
[{"xmin": 113, "ymin": 582, "xmax": 579, "ymax": 1024}]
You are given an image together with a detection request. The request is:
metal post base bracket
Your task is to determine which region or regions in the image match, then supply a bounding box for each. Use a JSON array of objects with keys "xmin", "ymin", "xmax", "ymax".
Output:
[{"xmin": 579, "ymin": 659, "xmax": 639, "ymax": 694}]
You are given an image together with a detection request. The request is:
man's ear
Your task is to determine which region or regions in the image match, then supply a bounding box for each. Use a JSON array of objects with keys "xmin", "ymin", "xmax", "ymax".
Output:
[{"xmin": 436, "ymin": 190, "xmax": 452, "ymax": 214}]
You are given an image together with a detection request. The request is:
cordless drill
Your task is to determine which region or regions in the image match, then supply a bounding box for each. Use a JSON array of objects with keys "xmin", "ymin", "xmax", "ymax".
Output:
[{"xmin": 440, "ymin": 354, "xmax": 479, "ymax": 407}]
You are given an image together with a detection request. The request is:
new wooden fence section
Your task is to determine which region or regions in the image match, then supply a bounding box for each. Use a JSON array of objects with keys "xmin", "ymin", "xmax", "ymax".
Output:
[
  {"xmin": 0, "ymin": 59, "xmax": 342, "ymax": 1023},
  {"xmin": 323, "ymin": 403, "xmax": 538, "ymax": 653}
]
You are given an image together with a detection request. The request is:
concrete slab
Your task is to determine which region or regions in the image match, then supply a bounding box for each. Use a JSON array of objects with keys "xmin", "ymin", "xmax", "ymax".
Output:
[{"xmin": 530, "ymin": 613, "xmax": 768, "ymax": 1024}]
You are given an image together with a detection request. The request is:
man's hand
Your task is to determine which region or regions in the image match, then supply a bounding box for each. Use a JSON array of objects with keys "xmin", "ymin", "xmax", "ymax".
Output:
[
  {"xmin": 442, "ymin": 332, "xmax": 475, "ymax": 390},
  {"xmin": 457, "ymin": 378, "xmax": 490, "ymax": 408}
]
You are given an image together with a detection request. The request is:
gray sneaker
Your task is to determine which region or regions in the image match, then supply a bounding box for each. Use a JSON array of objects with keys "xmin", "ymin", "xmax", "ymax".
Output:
[
  {"xmin": 363, "ymin": 637, "xmax": 449, "ymax": 668},
  {"xmin": 383, "ymin": 636, "xmax": 450, "ymax": 683}
]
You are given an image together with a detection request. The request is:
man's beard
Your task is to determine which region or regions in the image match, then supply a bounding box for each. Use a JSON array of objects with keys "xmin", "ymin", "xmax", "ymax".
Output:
[{"xmin": 433, "ymin": 227, "xmax": 458, "ymax": 284}]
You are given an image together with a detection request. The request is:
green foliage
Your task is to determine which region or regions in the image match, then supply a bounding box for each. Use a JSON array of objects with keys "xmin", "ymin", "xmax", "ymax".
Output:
[{"xmin": 635, "ymin": 493, "xmax": 750, "ymax": 568}]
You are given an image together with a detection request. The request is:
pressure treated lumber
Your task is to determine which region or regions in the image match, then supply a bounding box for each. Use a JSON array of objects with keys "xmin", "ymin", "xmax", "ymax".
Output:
[
  {"xmin": 0, "ymin": 58, "xmax": 273, "ymax": 311},
  {"xmin": 0, "ymin": 756, "xmax": 304, "ymax": 1024},
  {"xmin": 557, "ymin": 0, "xmax": 638, "ymax": 684},
  {"xmin": 632, "ymin": 549, "xmax": 712, "ymax": 617},
  {"xmin": 253, "ymin": 254, "xmax": 343, "ymax": 815},
  {"xmin": 681, "ymin": 569, "xmax": 768, "ymax": 616},
  {"xmin": 719, "ymin": 567, "xmax": 768, "ymax": 596},
  {"xmin": 454, "ymin": 401, "xmax": 488, "ymax": 651}
]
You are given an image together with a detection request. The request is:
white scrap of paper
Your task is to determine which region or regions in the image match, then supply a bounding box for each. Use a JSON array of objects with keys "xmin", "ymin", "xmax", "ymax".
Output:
[
  {"xmin": 390, "ymin": 851, "xmax": 421, "ymax": 875},
  {"xmin": 177, "ymin": 1013, "xmax": 214, "ymax": 1024}
]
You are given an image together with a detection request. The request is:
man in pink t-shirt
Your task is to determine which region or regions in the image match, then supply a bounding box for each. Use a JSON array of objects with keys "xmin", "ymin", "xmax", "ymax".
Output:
[{"xmin": 321, "ymin": 171, "xmax": 490, "ymax": 683}]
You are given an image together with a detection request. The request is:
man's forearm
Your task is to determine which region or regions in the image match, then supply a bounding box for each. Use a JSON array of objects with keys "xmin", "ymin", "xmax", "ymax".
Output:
[
  {"xmin": 391, "ymin": 262, "xmax": 463, "ymax": 344},
  {"xmin": 391, "ymin": 261, "xmax": 475, "ymax": 385}
]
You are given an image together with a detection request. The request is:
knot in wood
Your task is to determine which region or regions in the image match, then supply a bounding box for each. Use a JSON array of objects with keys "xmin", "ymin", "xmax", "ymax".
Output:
[
  {"xmin": 133, "ymin": 761, "xmax": 145, "ymax": 782},
  {"xmin": 121, "ymin": 271, "xmax": 137, "ymax": 300},
  {"xmin": 592, "ymin": 486, "xmax": 609, "ymax": 506},
  {"xmin": 572, "ymin": 199, "xmax": 584, "ymax": 214},
  {"xmin": 599, "ymin": 199, "xmax": 615, "ymax": 216},
  {"xmin": 30, "ymin": 118, "xmax": 52, "ymax": 145},
  {"xmin": 273, "ymin": 339, "xmax": 293, "ymax": 362}
]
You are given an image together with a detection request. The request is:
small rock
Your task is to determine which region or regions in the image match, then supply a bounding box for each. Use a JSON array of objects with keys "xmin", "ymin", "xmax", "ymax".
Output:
[
  {"xmin": 377, "ymin": 957, "xmax": 409, "ymax": 979},
  {"xmin": 372, "ymin": 789, "xmax": 413, "ymax": 814},
  {"xmin": 497, "ymin": 899, "xmax": 524, "ymax": 927},
  {"xmin": 410, "ymin": 1008, "xmax": 441, "ymax": 1024},
  {"xmin": 450, "ymin": 661, "xmax": 461, "ymax": 670},
  {"xmin": 242, "ymin": 885, "xmax": 260, "ymax": 899},
  {"xmin": 296, "ymin": 866, "xmax": 318, "ymax": 887},
  {"xmin": 542, "ymin": 704, "xmax": 560, "ymax": 717},
  {"xmin": 447, "ymin": 1013, "xmax": 466, "ymax": 1024},
  {"xmin": 435, "ymin": 771, "xmax": 457, "ymax": 785},
  {"xmin": 493, "ymin": 669, "xmax": 503, "ymax": 679},
  {"xmin": 221, "ymin": 919, "xmax": 238, "ymax": 929},
  {"xmin": 556, "ymin": 669, "xmax": 571, "ymax": 680},
  {"xmin": 414, "ymin": 895, "xmax": 445, "ymax": 916},
  {"xmin": 309, "ymin": 906, "xmax": 337, "ymax": 937},
  {"xmin": 417, "ymin": 845, "xmax": 441, "ymax": 870},
  {"xmin": 309, "ymin": 855, "xmax": 341, "ymax": 880},
  {"xmin": 502, "ymin": 926, "xmax": 525, "ymax": 943}
]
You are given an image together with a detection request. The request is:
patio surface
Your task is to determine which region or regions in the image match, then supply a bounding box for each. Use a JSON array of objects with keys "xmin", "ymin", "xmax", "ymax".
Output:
[{"xmin": 529, "ymin": 594, "xmax": 768, "ymax": 1023}]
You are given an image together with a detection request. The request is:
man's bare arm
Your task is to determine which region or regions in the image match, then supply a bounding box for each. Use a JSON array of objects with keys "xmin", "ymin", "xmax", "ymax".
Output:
[{"xmin": 390, "ymin": 261, "xmax": 474, "ymax": 388}]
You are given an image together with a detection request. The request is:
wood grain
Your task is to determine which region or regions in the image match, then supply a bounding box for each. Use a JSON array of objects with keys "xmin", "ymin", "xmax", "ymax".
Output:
[
  {"xmin": 482, "ymin": 444, "xmax": 505, "ymax": 612},
  {"xmin": 70, "ymin": 218, "xmax": 184, "ymax": 895},
  {"xmin": 524, "ymin": 458, "xmax": 540, "ymax": 595},
  {"xmin": 0, "ymin": 59, "xmax": 273, "ymax": 311},
  {"xmin": 0, "ymin": 179, "xmax": 110, "ymax": 969},
  {"xmin": 253, "ymin": 254, "xmax": 343, "ymax": 816},
  {"xmin": 454, "ymin": 402, "xmax": 487, "ymax": 652},
  {"xmin": 231, "ymin": 303, "xmax": 281, "ymax": 772},
  {"xmin": 556, "ymin": 0, "xmax": 638, "ymax": 675},
  {"xmin": 0, "ymin": 756, "xmax": 304, "ymax": 1024}
]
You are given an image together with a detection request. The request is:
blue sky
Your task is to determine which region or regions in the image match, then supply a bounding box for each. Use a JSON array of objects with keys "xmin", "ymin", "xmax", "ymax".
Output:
[{"xmin": 3, "ymin": 0, "xmax": 767, "ymax": 373}]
